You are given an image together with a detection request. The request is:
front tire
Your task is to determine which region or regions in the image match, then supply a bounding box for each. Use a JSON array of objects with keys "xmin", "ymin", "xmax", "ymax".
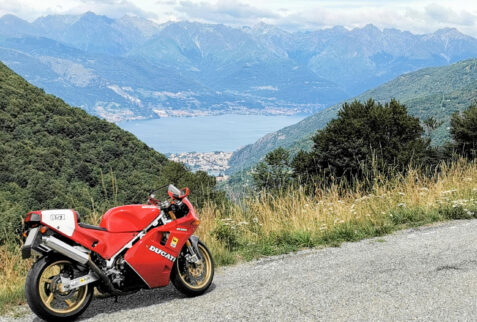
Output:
[
  {"xmin": 25, "ymin": 256, "xmax": 93, "ymax": 321},
  {"xmin": 171, "ymin": 240, "xmax": 214, "ymax": 296}
]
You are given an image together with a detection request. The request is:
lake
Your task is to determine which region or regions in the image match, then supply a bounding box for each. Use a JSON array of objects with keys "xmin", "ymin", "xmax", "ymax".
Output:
[{"xmin": 117, "ymin": 114, "xmax": 306, "ymax": 153}]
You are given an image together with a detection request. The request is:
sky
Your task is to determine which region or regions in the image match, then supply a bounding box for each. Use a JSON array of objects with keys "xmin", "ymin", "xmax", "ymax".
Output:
[{"xmin": 1, "ymin": 0, "xmax": 477, "ymax": 36}]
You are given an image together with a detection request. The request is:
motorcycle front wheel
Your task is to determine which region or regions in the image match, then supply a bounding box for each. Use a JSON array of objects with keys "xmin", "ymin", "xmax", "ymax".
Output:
[
  {"xmin": 171, "ymin": 240, "xmax": 214, "ymax": 296},
  {"xmin": 25, "ymin": 256, "xmax": 93, "ymax": 321}
]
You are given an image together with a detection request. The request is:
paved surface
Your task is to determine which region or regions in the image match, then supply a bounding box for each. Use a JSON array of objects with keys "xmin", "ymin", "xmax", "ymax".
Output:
[{"xmin": 4, "ymin": 219, "xmax": 477, "ymax": 321}]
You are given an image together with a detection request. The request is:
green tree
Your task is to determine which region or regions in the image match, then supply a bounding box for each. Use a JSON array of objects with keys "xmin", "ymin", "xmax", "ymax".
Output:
[
  {"xmin": 253, "ymin": 147, "xmax": 292, "ymax": 191},
  {"xmin": 423, "ymin": 116, "xmax": 443, "ymax": 138},
  {"xmin": 450, "ymin": 105, "xmax": 477, "ymax": 159},
  {"xmin": 293, "ymin": 99, "xmax": 433, "ymax": 184}
]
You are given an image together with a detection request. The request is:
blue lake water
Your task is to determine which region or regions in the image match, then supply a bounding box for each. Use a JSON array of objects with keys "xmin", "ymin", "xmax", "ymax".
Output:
[{"xmin": 117, "ymin": 114, "xmax": 306, "ymax": 153}]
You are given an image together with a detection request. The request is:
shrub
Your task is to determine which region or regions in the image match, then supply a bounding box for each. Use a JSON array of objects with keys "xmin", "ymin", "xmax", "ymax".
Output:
[
  {"xmin": 450, "ymin": 105, "xmax": 477, "ymax": 159},
  {"xmin": 293, "ymin": 99, "xmax": 435, "ymax": 185},
  {"xmin": 252, "ymin": 147, "xmax": 292, "ymax": 191}
]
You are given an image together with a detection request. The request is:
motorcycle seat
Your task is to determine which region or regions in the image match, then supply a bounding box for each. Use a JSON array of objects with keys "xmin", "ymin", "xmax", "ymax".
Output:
[{"xmin": 78, "ymin": 222, "xmax": 108, "ymax": 231}]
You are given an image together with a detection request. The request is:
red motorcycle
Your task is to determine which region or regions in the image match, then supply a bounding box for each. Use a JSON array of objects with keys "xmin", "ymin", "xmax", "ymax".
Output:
[{"xmin": 21, "ymin": 185, "xmax": 214, "ymax": 321}]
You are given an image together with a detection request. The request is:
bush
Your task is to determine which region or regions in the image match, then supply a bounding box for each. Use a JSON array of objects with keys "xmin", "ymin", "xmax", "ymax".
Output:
[
  {"xmin": 211, "ymin": 219, "xmax": 241, "ymax": 251},
  {"xmin": 252, "ymin": 147, "xmax": 292, "ymax": 191},
  {"xmin": 293, "ymin": 99, "xmax": 435, "ymax": 185},
  {"xmin": 450, "ymin": 105, "xmax": 477, "ymax": 159}
]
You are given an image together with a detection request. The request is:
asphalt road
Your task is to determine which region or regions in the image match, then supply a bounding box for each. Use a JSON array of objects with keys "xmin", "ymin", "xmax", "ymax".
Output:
[{"xmin": 5, "ymin": 219, "xmax": 477, "ymax": 321}]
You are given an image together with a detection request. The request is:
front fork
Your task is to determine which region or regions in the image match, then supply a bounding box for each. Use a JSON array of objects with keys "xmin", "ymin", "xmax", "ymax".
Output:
[
  {"xmin": 168, "ymin": 210, "xmax": 202, "ymax": 263},
  {"xmin": 185, "ymin": 236, "xmax": 202, "ymax": 263}
]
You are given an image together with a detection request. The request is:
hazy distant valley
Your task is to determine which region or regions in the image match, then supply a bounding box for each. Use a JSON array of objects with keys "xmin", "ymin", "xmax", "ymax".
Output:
[{"xmin": 2, "ymin": 12, "xmax": 477, "ymax": 123}]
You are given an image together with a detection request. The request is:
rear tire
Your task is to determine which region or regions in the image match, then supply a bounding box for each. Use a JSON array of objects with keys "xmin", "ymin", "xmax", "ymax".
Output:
[
  {"xmin": 171, "ymin": 240, "xmax": 214, "ymax": 296},
  {"xmin": 25, "ymin": 256, "xmax": 93, "ymax": 321}
]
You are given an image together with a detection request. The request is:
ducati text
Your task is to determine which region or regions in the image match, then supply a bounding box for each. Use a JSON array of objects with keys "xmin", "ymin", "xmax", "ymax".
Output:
[{"xmin": 149, "ymin": 245, "xmax": 176, "ymax": 262}]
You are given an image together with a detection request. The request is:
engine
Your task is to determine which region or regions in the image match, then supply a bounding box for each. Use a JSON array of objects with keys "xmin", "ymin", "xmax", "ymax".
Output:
[{"xmin": 92, "ymin": 253, "xmax": 147, "ymax": 293}]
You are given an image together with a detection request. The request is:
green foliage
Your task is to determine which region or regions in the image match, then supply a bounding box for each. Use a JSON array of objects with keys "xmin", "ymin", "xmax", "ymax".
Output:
[
  {"xmin": 211, "ymin": 219, "xmax": 241, "ymax": 251},
  {"xmin": 438, "ymin": 204, "xmax": 477, "ymax": 220},
  {"xmin": 450, "ymin": 105, "xmax": 477, "ymax": 159},
  {"xmin": 252, "ymin": 147, "xmax": 292, "ymax": 191},
  {"xmin": 423, "ymin": 116, "xmax": 443, "ymax": 138},
  {"xmin": 0, "ymin": 62, "xmax": 222, "ymax": 244},
  {"xmin": 292, "ymin": 99, "xmax": 435, "ymax": 184}
]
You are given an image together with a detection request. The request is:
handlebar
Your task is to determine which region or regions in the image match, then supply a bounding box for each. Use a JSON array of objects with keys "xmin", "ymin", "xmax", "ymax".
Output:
[
  {"xmin": 147, "ymin": 185, "xmax": 188, "ymax": 211},
  {"xmin": 159, "ymin": 200, "xmax": 171, "ymax": 210},
  {"xmin": 147, "ymin": 194, "xmax": 173, "ymax": 211}
]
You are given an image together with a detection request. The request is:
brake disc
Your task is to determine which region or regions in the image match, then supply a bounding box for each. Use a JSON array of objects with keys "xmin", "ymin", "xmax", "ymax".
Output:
[{"xmin": 186, "ymin": 261, "xmax": 205, "ymax": 284}]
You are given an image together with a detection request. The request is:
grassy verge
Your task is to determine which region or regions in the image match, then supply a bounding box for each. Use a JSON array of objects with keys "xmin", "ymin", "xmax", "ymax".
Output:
[
  {"xmin": 0, "ymin": 245, "xmax": 33, "ymax": 315},
  {"xmin": 1, "ymin": 159, "xmax": 477, "ymax": 313},
  {"xmin": 195, "ymin": 159, "xmax": 477, "ymax": 265}
]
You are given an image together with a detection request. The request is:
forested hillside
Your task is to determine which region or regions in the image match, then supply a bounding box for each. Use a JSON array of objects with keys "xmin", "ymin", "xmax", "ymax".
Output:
[
  {"xmin": 0, "ymin": 62, "xmax": 220, "ymax": 243},
  {"xmin": 228, "ymin": 58, "xmax": 477, "ymax": 173}
]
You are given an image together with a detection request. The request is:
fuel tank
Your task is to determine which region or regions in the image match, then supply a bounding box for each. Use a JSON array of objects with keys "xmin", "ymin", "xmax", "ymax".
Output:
[{"xmin": 99, "ymin": 205, "xmax": 160, "ymax": 232}]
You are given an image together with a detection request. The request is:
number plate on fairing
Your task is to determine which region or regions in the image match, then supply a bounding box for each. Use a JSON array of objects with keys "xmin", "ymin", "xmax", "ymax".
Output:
[{"xmin": 41, "ymin": 209, "xmax": 76, "ymax": 236}]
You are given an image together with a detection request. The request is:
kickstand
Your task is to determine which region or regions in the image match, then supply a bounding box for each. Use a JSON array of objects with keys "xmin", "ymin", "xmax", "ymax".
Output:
[{"xmin": 114, "ymin": 295, "xmax": 119, "ymax": 303}]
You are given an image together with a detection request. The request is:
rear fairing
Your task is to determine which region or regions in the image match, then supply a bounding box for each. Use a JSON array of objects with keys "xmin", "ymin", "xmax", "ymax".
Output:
[{"xmin": 37, "ymin": 209, "xmax": 136, "ymax": 260}]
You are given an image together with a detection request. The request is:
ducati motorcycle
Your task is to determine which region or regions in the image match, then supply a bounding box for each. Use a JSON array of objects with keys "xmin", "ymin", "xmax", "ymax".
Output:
[{"xmin": 21, "ymin": 185, "xmax": 214, "ymax": 321}]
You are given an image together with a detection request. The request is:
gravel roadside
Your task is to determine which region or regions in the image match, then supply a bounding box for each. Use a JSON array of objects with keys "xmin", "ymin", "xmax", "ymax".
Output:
[{"xmin": 4, "ymin": 219, "xmax": 477, "ymax": 321}]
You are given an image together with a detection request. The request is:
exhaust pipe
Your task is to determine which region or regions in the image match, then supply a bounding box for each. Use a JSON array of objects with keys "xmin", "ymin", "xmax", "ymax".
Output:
[
  {"xmin": 42, "ymin": 236, "xmax": 129, "ymax": 295},
  {"xmin": 42, "ymin": 236, "xmax": 90, "ymax": 265}
]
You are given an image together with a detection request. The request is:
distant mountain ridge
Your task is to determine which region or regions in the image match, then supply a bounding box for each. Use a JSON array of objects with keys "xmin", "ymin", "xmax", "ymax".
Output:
[
  {"xmin": 227, "ymin": 58, "xmax": 477, "ymax": 173},
  {"xmin": 1, "ymin": 12, "xmax": 477, "ymax": 122}
]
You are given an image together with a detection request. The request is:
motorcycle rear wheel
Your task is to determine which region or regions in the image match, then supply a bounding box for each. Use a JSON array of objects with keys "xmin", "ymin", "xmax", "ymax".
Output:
[
  {"xmin": 171, "ymin": 240, "xmax": 214, "ymax": 296},
  {"xmin": 25, "ymin": 256, "xmax": 93, "ymax": 321}
]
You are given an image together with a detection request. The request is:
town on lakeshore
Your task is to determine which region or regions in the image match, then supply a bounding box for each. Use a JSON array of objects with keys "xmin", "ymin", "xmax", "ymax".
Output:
[{"xmin": 167, "ymin": 152, "xmax": 232, "ymax": 180}]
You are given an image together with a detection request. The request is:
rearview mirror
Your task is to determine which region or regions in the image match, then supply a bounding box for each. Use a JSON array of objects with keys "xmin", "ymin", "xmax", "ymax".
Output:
[
  {"xmin": 179, "ymin": 187, "xmax": 189, "ymax": 199},
  {"xmin": 167, "ymin": 185, "xmax": 189, "ymax": 200}
]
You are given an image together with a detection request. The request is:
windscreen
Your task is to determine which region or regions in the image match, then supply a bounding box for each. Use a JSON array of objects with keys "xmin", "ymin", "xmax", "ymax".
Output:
[{"xmin": 168, "ymin": 184, "xmax": 181, "ymax": 196}]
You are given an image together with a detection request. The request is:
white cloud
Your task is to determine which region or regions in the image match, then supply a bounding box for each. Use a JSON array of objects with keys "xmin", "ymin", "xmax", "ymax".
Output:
[
  {"xmin": 0, "ymin": 0, "xmax": 156, "ymax": 21},
  {"xmin": 1, "ymin": 0, "xmax": 477, "ymax": 36},
  {"xmin": 69, "ymin": 0, "xmax": 157, "ymax": 19},
  {"xmin": 175, "ymin": 0, "xmax": 277, "ymax": 26},
  {"xmin": 269, "ymin": 1, "xmax": 477, "ymax": 36}
]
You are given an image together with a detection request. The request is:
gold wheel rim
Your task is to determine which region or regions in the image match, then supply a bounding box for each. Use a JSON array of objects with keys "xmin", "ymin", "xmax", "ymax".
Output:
[
  {"xmin": 178, "ymin": 244, "xmax": 212, "ymax": 290},
  {"xmin": 38, "ymin": 260, "xmax": 89, "ymax": 314}
]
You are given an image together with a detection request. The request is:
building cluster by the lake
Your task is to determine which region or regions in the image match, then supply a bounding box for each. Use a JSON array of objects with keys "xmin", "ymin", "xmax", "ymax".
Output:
[
  {"xmin": 152, "ymin": 106, "xmax": 311, "ymax": 119},
  {"xmin": 167, "ymin": 151, "xmax": 232, "ymax": 179}
]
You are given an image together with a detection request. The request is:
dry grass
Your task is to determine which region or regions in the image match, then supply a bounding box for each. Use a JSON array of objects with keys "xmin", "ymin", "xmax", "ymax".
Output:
[
  {"xmin": 195, "ymin": 159, "xmax": 477, "ymax": 263},
  {"xmin": 2, "ymin": 159, "xmax": 477, "ymax": 313},
  {"xmin": 0, "ymin": 244, "xmax": 33, "ymax": 314}
]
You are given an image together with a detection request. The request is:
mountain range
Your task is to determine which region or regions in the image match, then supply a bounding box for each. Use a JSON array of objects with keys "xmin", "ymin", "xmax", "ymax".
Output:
[
  {"xmin": 1, "ymin": 12, "xmax": 477, "ymax": 121},
  {"xmin": 227, "ymin": 58, "xmax": 477, "ymax": 173}
]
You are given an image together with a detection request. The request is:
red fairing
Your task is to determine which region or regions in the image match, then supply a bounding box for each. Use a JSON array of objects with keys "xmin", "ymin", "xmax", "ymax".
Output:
[
  {"xmin": 100, "ymin": 205, "xmax": 160, "ymax": 232},
  {"xmin": 71, "ymin": 229, "xmax": 135, "ymax": 260},
  {"xmin": 37, "ymin": 210, "xmax": 137, "ymax": 260},
  {"xmin": 124, "ymin": 223, "xmax": 182, "ymax": 288},
  {"xmin": 125, "ymin": 198, "xmax": 199, "ymax": 288}
]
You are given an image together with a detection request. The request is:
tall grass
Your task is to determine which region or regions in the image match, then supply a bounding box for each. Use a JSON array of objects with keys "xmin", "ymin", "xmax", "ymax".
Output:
[
  {"xmin": 195, "ymin": 159, "xmax": 477, "ymax": 264},
  {"xmin": 0, "ymin": 244, "xmax": 33, "ymax": 315},
  {"xmin": 2, "ymin": 159, "xmax": 477, "ymax": 313}
]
